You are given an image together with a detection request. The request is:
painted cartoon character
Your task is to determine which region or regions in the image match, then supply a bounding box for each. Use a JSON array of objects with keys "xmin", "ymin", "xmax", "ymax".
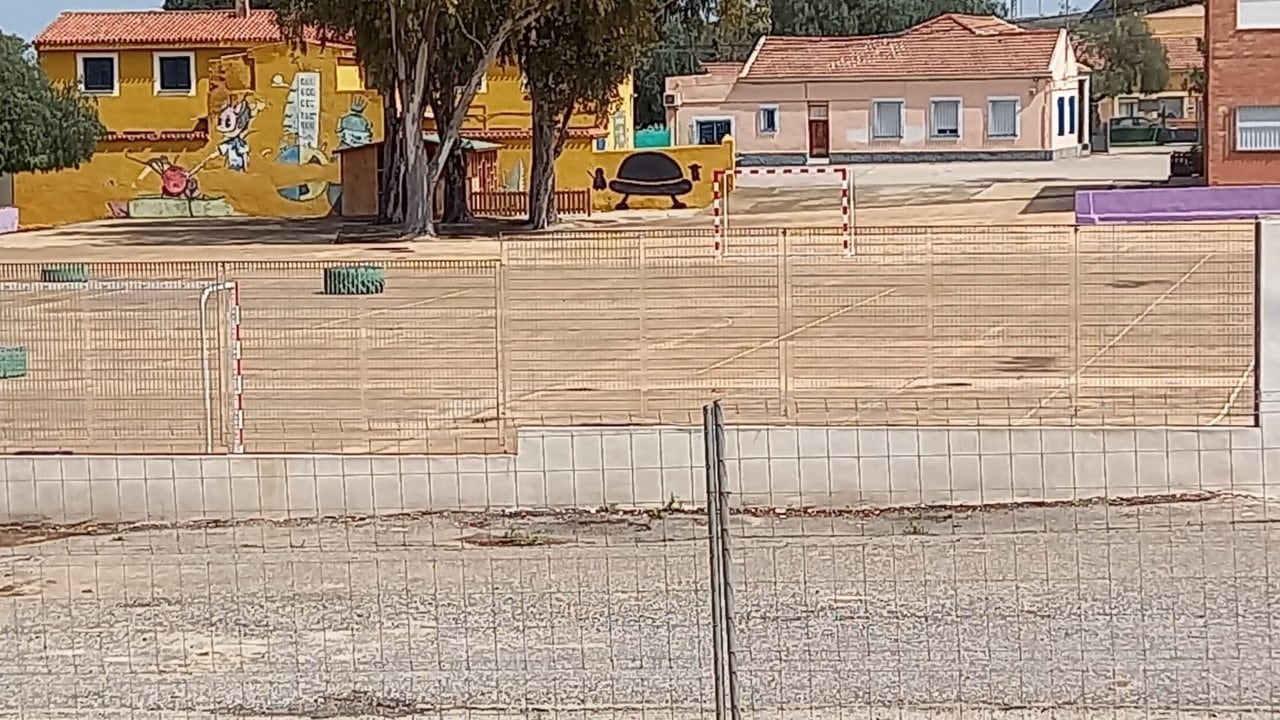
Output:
[
  {"xmin": 336, "ymin": 96, "xmax": 375, "ymax": 150},
  {"xmin": 127, "ymin": 154, "xmax": 209, "ymax": 199},
  {"xmin": 215, "ymin": 97, "xmax": 254, "ymax": 172}
]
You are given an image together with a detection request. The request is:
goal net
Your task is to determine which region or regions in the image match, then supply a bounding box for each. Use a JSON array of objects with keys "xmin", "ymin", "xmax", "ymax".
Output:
[
  {"xmin": 712, "ymin": 166, "xmax": 854, "ymax": 254},
  {"xmin": 0, "ymin": 279, "xmax": 242, "ymax": 454}
]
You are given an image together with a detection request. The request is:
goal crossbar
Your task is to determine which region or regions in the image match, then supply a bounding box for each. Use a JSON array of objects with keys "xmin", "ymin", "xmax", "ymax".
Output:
[{"xmin": 711, "ymin": 166, "xmax": 853, "ymax": 255}]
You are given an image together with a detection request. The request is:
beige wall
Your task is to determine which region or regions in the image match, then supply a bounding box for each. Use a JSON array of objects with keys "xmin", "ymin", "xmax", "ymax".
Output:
[
  {"xmin": 668, "ymin": 77, "xmax": 1078, "ymax": 154},
  {"xmin": 666, "ymin": 30, "xmax": 1087, "ymax": 156},
  {"xmin": 1145, "ymin": 4, "xmax": 1204, "ymax": 36}
]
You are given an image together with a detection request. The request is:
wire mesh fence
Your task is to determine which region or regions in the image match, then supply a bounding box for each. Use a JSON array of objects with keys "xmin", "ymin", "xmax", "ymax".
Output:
[
  {"xmin": 0, "ymin": 223, "xmax": 1257, "ymax": 454},
  {"xmin": 3, "ymin": 403, "xmax": 1278, "ymax": 718}
]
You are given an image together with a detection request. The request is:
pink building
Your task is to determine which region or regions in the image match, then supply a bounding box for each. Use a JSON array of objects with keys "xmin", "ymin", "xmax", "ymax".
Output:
[{"xmin": 664, "ymin": 14, "xmax": 1092, "ymax": 164}]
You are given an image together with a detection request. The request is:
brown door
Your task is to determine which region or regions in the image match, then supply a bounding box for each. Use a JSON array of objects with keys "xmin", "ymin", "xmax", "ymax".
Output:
[{"xmin": 808, "ymin": 118, "xmax": 830, "ymax": 158}]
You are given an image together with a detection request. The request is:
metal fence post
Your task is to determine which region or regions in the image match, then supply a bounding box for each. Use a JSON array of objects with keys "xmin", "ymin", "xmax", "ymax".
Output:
[
  {"xmin": 704, "ymin": 402, "xmax": 727, "ymax": 720},
  {"xmin": 712, "ymin": 400, "xmax": 742, "ymax": 720}
]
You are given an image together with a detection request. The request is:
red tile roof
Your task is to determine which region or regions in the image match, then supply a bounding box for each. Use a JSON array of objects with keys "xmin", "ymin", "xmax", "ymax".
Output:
[
  {"xmin": 34, "ymin": 9, "xmax": 338, "ymax": 49},
  {"xmin": 1159, "ymin": 35, "xmax": 1203, "ymax": 69},
  {"xmin": 742, "ymin": 17, "xmax": 1064, "ymax": 80},
  {"xmin": 906, "ymin": 13, "xmax": 1025, "ymax": 36},
  {"xmin": 700, "ymin": 61, "xmax": 745, "ymax": 77}
]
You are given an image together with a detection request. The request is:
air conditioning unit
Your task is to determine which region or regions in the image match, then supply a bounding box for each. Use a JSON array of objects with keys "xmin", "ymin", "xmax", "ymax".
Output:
[{"xmin": 663, "ymin": 92, "xmax": 682, "ymax": 108}]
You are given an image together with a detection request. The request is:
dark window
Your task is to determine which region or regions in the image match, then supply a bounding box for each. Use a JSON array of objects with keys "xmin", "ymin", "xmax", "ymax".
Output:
[
  {"xmin": 157, "ymin": 55, "xmax": 193, "ymax": 92},
  {"xmin": 696, "ymin": 119, "xmax": 730, "ymax": 145},
  {"xmin": 81, "ymin": 56, "xmax": 115, "ymax": 93}
]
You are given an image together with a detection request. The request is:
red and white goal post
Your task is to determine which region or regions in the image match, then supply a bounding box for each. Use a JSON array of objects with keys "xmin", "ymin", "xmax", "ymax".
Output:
[{"xmin": 711, "ymin": 166, "xmax": 855, "ymax": 256}]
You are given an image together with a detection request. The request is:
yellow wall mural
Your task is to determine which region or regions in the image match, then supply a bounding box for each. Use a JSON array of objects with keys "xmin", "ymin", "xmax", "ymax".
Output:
[{"xmin": 19, "ymin": 44, "xmax": 383, "ymax": 227}]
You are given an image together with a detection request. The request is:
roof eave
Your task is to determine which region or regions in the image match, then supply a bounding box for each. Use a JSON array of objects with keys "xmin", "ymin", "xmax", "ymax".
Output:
[{"xmin": 739, "ymin": 71, "xmax": 1057, "ymax": 82}]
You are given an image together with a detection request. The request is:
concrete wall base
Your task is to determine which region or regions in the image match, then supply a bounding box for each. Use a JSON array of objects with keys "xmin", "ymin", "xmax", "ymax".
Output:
[{"xmin": 0, "ymin": 425, "xmax": 1267, "ymax": 524}]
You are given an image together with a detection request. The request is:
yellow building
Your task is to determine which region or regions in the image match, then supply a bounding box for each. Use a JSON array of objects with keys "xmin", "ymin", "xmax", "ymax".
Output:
[
  {"xmin": 25, "ymin": 6, "xmax": 731, "ymax": 225},
  {"xmin": 430, "ymin": 62, "xmax": 636, "ymax": 194},
  {"xmin": 1099, "ymin": 4, "xmax": 1204, "ymax": 124},
  {"xmin": 431, "ymin": 63, "xmax": 733, "ymax": 212},
  {"xmin": 22, "ymin": 7, "xmax": 383, "ymax": 227}
]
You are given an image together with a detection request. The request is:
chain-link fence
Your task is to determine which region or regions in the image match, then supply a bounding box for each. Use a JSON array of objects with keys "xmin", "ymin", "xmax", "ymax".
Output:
[
  {"xmin": 0, "ymin": 224, "xmax": 1257, "ymax": 454},
  {"xmin": 3, "ymin": 400, "xmax": 1275, "ymax": 718}
]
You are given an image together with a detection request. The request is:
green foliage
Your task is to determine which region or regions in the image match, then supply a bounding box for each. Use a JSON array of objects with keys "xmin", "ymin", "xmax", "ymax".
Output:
[
  {"xmin": 771, "ymin": 0, "xmax": 1002, "ymax": 35},
  {"xmin": 0, "ymin": 34, "xmax": 105, "ymax": 176},
  {"xmin": 162, "ymin": 0, "xmax": 287, "ymax": 8},
  {"xmin": 1183, "ymin": 36, "xmax": 1205, "ymax": 94},
  {"xmin": 1077, "ymin": 15, "xmax": 1170, "ymax": 100},
  {"xmin": 635, "ymin": 0, "xmax": 767, "ymax": 127},
  {"xmin": 521, "ymin": 0, "xmax": 661, "ymax": 130},
  {"xmin": 273, "ymin": 0, "xmax": 557, "ymax": 233}
]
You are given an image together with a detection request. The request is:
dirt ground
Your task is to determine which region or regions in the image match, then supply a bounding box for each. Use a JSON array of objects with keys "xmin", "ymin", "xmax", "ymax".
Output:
[
  {"xmin": 0, "ymin": 222, "xmax": 1257, "ymax": 455},
  {"xmin": 0, "ymin": 154, "xmax": 1176, "ymax": 260}
]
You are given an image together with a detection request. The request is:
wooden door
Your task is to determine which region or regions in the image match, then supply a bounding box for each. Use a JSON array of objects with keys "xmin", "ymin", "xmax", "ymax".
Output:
[{"xmin": 808, "ymin": 119, "xmax": 830, "ymax": 158}]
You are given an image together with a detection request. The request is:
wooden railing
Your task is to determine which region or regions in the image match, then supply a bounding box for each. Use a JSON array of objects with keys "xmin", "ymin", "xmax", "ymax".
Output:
[{"xmin": 470, "ymin": 189, "xmax": 592, "ymax": 217}]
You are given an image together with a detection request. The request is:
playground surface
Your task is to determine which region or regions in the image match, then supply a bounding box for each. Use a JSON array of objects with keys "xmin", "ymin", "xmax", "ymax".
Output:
[{"xmin": 0, "ymin": 223, "xmax": 1257, "ymax": 454}]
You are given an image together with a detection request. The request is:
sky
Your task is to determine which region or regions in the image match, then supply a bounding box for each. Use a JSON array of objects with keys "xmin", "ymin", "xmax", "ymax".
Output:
[{"xmin": 3, "ymin": 0, "xmax": 161, "ymax": 41}]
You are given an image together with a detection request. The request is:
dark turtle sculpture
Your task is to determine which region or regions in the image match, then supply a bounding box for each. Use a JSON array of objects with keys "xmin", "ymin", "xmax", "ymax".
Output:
[{"xmin": 593, "ymin": 152, "xmax": 701, "ymax": 210}]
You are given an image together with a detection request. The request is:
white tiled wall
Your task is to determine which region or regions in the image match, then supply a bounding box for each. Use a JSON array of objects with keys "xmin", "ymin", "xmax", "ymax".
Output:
[{"xmin": 0, "ymin": 425, "xmax": 1268, "ymax": 523}]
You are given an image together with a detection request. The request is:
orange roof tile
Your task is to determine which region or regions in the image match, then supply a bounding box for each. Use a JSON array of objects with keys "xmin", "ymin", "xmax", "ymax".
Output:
[
  {"xmin": 34, "ymin": 9, "xmax": 339, "ymax": 49},
  {"xmin": 1160, "ymin": 35, "xmax": 1203, "ymax": 69},
  {"xmin": 907, "ymin": 13, "xmax": 1025, "ymax": 36},
  {"xmin": 700, "ymin": 61, "xmax": 745, "ymax": 76},
  {"xmin": 742, "ymin": 25, "xmax": 1063, "ymax": 80}
]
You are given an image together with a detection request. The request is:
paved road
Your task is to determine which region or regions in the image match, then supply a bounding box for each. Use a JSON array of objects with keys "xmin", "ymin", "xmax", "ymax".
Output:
[{"xmin": 2, "ymin": 496, "xmax": 1276, "ymax": 718}]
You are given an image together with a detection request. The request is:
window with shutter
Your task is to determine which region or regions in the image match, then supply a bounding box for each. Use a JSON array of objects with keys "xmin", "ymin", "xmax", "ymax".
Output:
[
  {"xmin": 930, "ymin": 100, "xmax": 961, "ymax": 138},
  {"xmin": 872, "ymin": 100, "xmax": 903, "ymax": 139},
  {"xmin": 1236, "ymin": 106, "xmax": 1280, "ymax": 150},
  {"xmin": 987, "ymin": 99, "xmax": 1018, "ymax": 138}
]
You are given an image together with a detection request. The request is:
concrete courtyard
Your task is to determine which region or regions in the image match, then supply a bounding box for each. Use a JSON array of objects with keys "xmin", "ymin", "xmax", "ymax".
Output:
[{"xmin": 0, "ymin": 153, "xmax": 1178, "ymax": 261}]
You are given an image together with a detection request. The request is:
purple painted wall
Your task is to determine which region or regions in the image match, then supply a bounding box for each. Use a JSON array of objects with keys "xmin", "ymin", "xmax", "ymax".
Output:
[
  {"xmin": 1075, "ymin": 185, "xmax": 1280, "ymax": 224},
  {"xmin": 0, "ymin": 207, "xmax": 17, "ymax": 235}
]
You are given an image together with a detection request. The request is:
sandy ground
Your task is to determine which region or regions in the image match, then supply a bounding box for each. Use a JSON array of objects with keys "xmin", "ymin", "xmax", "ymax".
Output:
[
  {"xmin": 0, "ymin": 154, "xmax": 1247, "ymax": 454},
  {"xmin": 2, "ymin": 495, "xmax": 1278, "ymax": 717},
  {"xmin": 0, "ymin": 224, "xmax": 1257, "ymax": 454},
  {"xmin": 0, "ymin": 155, "xmax": 1177, "ymax": 261}
]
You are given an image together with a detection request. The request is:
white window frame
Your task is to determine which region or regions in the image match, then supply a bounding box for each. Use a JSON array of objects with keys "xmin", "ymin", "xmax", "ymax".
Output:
[
  {"xmin": 871, "ymin": 98, "xmax": 905, "ymax": 140},
  {"xmin": 1235, "ymin": 105, "xmax": 1280, "ymax": 151},
  {"xmin": 929, "ymin": 97, "xmax": 963, "ymax": 139},
  {"xmin": 986, "ymin": 96, "xmax": 1020, "ymax": 139},
  {"xmin": 1117, "ymin": 97, "xmax": 1139, "ymax": 117},
  {"xmin": 76, "ymin": 52, "xmax": 119, "ymax": 96},
  {"xmin": 757, "ymin": 104, "xmax": 779, "ymax": 134},
  {"xmin": 153, "ymin": 51, "xmax": 196, "ymax": 96},
  {"xmin": 1238, "ymin": 0, "xmax": 1280, "ymax": 29},
  {"xmin": 692, "ymin": 115, "xmax": 734, "ymax": 145}
]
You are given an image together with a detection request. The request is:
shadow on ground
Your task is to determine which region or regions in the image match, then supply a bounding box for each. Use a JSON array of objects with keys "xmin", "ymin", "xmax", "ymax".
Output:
[{"xmin": 1020, "ymin": 182, "xmax": 1163, "ymax": 215}]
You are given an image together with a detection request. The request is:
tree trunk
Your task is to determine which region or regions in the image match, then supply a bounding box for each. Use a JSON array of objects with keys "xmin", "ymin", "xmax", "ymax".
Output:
[
  {"xmin": 378, "ymin": 110, "xmax": 405, "ymax": 224},
  {"xmin": 400, "ymin": 44, "xmax": 435, "ymax": 237},
  {"xmin": 527, "ymin": 96, "xmax": 558, "ymax": 230},
  {"xmin": 442, "ymin": 152, "xmax": 473, "ymax": 224}
]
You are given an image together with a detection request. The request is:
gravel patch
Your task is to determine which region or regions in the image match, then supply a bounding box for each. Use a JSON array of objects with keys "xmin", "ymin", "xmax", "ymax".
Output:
[{"xmin": 2, "ymin": 497, "xmax": 1278, "ymax": 718}]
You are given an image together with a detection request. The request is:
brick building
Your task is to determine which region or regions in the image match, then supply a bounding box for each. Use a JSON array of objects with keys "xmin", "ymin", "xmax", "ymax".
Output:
[{"xmin": 1205, "ymin": 0, "xmax": 1280, "ymax": 184}]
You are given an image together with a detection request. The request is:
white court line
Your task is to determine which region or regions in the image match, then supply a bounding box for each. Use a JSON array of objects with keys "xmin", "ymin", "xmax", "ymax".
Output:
[
  {"xmin": 461, "ymin": 313, "xmax": 745, "ymax": 420},
  {"xmin": 1206, "ymin": 359, "xmax": 1255, "ymax": 426},
  {"xmin": 1022, "ymin": 252, "xmax": 1213, "ymax": 420},
  {"xmin": 648, "ymin": 319, "xmax": 735, "ymax": 352},
  {"xmin": 694, "ymin": 288, "xmax": 896, "ymax": 376},
  {"xmin": 311, "ymin": 289, "xmax": 472, "ymax": 330}
]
